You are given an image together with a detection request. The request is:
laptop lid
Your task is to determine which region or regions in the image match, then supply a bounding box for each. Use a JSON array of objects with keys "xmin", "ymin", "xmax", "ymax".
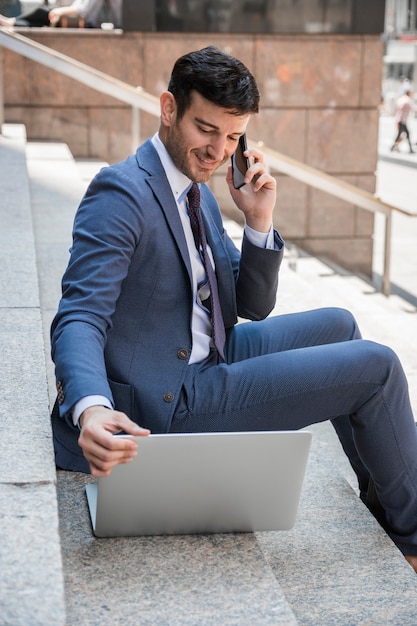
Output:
[{"xmin": 85, "ymin": 430, "xmax": 312, "ymax": 538}]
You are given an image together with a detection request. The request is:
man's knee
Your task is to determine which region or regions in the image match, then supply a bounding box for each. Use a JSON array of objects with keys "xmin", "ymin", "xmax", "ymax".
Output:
[
  {"xmin": 320, "ymin": 307, "xmax": 361, "ymax": 342},
  {"xmin": 356, "ymin": 340, "xmax": 401, "ymax": 381}
]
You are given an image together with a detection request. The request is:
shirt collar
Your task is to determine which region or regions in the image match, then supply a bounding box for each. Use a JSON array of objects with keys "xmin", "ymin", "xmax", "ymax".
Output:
[{"xmin": 151, "ymin": 133, "xmax": 194, "ymax": 205}]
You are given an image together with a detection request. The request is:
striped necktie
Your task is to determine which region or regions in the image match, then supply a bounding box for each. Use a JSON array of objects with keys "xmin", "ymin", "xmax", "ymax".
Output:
[{"xmin": 187, "ymin": 183, "xmax": 226, "ymax": 360}]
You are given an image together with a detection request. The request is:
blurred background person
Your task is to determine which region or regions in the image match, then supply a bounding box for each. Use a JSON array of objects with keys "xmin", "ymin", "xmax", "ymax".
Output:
[
  {"xmin": 390, "ymin": 89, "xmax": 416, "ymax": 154},
  {"xmin": 0, "ymin": 0, "xmax": 121, "ymax": 28}
]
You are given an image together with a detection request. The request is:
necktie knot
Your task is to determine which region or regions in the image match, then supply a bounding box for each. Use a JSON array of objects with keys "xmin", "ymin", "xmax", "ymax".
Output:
[{"xmin": 187, "ymin": 182, "xmax": 200, "ymax": 210}]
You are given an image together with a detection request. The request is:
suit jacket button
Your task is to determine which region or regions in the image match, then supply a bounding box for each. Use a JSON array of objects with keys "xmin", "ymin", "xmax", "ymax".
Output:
[
  {"xmin": 177, "ymin": 348, "xmax": 189, "ymax": 360},
  {"xmin": 163, "ymin": 392, "xmax": 174, "ymax": 403}
]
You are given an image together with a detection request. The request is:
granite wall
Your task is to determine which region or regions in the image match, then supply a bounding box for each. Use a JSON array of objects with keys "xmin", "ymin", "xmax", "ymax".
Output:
[{"xmin": 2, "ymin": 30, "xmax": 383, "ymax": 275}]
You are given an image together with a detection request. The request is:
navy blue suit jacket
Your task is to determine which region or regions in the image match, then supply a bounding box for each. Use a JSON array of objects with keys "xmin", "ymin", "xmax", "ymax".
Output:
[{"xmin": 51, "ymin": 139, "xmax": 283, "ymax": 471}]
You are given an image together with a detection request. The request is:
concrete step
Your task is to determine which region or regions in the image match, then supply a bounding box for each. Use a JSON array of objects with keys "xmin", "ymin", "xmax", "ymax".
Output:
[
  {"xmin": 2, "ymin": 125, "xmax": 417, "ymax": 624},
  {"xmin": 0, "ymin": 124, "xmax": 66, "ymax": 625}
]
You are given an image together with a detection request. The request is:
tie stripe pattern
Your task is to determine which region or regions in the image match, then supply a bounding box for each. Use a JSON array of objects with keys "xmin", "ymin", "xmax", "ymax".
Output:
[{"xmin": 187, "ymin": 183, "xmax": 226, "ymax": 360}]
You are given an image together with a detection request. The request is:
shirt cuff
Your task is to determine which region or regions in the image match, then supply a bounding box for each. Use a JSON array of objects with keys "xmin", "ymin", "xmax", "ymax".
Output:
[
  {"xmin": 72, "ymin": 395, "xmax": 113, "ymax": 427},
  {"xmin": 244, "ymin": 223, "xmax": 275, "ymax": 249}
]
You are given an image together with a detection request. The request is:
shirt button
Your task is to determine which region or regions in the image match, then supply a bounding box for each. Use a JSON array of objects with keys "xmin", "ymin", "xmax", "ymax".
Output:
[
  {"xmin": 163, "ymin": 392, "xmax": 175, "ymax": 403},
  {"xmin": 177, "ymin": 348, "xmax": 189, "ymax": 360}
]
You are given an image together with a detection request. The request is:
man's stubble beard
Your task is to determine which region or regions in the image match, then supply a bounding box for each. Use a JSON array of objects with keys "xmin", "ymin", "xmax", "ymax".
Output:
[{"xmin": 165, "ymin": 125, "xmax": 220, "ymax": 184}]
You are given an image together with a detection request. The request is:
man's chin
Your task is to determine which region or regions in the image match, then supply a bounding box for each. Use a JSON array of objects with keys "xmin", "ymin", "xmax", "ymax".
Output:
[
  {"xmin": 194, "ymin": 163, "xmax": 220, "ymax": 183},
  {"xmin": 194, "ymin": 171, "xmax": 213, "ymax": 184}
]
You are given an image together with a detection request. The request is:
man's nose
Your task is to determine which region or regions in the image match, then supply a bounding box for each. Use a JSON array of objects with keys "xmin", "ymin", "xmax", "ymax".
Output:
[{"xmin": 207, "ymin": 136, "xmax": 227, "ymax": 161}]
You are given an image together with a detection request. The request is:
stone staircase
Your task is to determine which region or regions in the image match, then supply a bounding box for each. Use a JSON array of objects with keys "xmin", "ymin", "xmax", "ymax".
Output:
[{"xmin": 1, "ymin": 123, "xmax": 417, "ymax": 625}]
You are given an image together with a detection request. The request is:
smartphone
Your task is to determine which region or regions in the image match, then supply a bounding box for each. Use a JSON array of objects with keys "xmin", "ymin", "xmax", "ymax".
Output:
[{"xmin": 231, "ymin": 134, "xmax": 250, "ymax": 189}]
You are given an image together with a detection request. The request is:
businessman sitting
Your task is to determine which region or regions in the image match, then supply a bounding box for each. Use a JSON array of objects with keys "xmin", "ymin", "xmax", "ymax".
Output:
[{"xmin": 51, "ymin": 46, "xmax": 417, "ymax": 572}]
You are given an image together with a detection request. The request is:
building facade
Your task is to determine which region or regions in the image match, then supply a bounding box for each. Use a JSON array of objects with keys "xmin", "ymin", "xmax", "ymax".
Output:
[{"xmin": 2, "ymin": 0, "xmax": 386, "ymax": 275}]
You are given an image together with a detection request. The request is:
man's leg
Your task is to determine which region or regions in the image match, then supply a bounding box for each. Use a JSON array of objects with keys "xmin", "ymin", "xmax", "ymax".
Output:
[
  {"xmin": 108, "ymin": 0, "xmax": 122, "ymax": 26},
  {"xmin": 83, "ymin": 0, "xmax": 106, "ymax": 27},
  {"xmin": 391, "ymin": 123, "xmax": 404, "ymax": 151},
  {"xmin": 171, "ymin": 308, "xmax": 417, "ymax": 556},
  {"xmin": 404, "ymin": 124, "xmax": 414, "ymax": 152}
]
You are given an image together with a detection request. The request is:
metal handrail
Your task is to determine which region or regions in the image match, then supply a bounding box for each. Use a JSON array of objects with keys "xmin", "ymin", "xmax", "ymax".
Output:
[
  {"xmin": 1, "ymin": 27, "xmax": 415, "ymax": 295},
  {"xmin": 0, "ymin": 28, "xmax": 160, "ymax": 149}
]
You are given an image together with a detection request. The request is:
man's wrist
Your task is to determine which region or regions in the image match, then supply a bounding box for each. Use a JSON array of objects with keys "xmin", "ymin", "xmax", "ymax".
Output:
[
  {"xmin": 73, "ymin": 395, "xmax": 112, "ymax": 428},
  {"xmin": 79, "ymin": 404, "xmax": 111, "ymax": 429},
  {"xmin": 244, "ymin": 223, "xmax": 274, "ymax": 249}
]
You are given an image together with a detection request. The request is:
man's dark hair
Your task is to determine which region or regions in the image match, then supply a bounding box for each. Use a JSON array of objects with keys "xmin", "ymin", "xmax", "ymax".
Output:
[{"xmin": 167, "ymin": 46, "xmax": 260, "ymax": 119}]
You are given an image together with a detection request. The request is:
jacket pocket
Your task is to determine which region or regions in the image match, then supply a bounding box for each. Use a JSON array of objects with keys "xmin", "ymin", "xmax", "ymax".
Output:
[{"xmin": 108, "ymin": 378, "xmax": 136, "ymax": 422}]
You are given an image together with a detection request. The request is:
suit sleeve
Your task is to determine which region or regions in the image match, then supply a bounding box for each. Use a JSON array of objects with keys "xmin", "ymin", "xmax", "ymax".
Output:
[
  {"xmin": 50, "ymin": 166, "xmax": 143, "ymax": 418},
  {"xmin": 235, "ymin": 230, "xmax": 284, "ymax": 320},
  {"xmin": 202, "ymin": 184, "xmax": 284, "ymax": 323}
]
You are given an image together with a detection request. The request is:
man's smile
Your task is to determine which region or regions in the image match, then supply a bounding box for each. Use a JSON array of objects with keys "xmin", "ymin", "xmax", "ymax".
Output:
[{"xmin": 194, "ymin": 151, "xmax": 223, "ymax": 170}]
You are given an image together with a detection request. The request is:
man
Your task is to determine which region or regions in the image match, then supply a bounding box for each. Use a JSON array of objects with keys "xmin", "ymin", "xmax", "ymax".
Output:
[
  {"xmin": 0, "ymin": 0, "xmax": 122, "ymax": 28},
  {"xmin": 51, "ymin": 46, "xmax": 417, "ymax": 571},
  {"xmin": 390, "ymin": 89, "xmax": 416, "ymax": 154}
]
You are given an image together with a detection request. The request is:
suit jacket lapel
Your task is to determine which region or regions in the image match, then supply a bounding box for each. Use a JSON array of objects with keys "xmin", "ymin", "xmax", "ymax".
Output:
[{"xmin": 137, "ymin": 142, "xmax": 193, "ymax": 281}]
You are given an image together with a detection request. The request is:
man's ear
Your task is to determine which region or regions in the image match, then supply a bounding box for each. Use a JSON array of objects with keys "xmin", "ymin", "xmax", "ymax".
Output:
[{"xmin": 160, "ymin": 91, "xmax": 177, "ymax": 127}]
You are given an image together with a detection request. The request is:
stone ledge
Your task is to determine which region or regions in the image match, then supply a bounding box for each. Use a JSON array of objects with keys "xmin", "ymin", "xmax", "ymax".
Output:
[
  {"xmin": 0, "ymin": 483, "xmax": 66, "ymax": 626},
  {"xmin": 0, "ymin": 124, "xmax": 66, "ymax": 625},
  {"xmin": 0, "ymin": 124, "xmax": 39, "ymax": 308},
  {"xmin": 0, "ymin": 308, "xmax": 56, "ymax": 484}
]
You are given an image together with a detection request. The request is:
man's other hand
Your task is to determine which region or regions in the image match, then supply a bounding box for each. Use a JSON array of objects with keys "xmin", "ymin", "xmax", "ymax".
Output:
[{"xmin": 78, "ymin": 406, "xmax": 150, "ymax": 476}]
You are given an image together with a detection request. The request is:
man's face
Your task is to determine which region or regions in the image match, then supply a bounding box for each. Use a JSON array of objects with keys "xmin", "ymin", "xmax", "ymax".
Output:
[{"xmin": 160, "ymin": 91, "xmax": 250, "ymax": 183}]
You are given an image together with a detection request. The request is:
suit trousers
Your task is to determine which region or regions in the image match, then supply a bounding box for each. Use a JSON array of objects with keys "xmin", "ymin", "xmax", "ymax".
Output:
[{"xmin": 170, "ymin": 307, "xmax": 417, "ymax": 555}]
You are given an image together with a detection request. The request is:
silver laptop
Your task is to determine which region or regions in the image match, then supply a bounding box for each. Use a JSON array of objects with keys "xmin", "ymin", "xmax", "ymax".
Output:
[{"xmin": 85, "ymin": 430, "xmax": 312, "ymax": 538}]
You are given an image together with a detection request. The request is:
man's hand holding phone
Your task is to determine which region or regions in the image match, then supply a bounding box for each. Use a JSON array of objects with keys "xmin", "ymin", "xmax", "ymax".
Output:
[{"xmin": 228, "ymin": 135, "xmax": 276, "ymax": 233}]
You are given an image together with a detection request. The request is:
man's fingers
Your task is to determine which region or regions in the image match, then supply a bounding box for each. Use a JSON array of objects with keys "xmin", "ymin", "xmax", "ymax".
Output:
[
  {"xmin": 110, "ymin": 412, "xmax": 151, "ymax": 437},
  {"xmin": 245, "ymin": 147, "xmax": 264, "ymax": 165},
  {"xmin": 80, "ymin": 434, "xmax": 139, "ymax": 477},
  {"xmin": 78, "ymin": 409, "xmax": 141, "ymax": 475},
  {"xmin": 78, "ymin": 406, "xmax": 150, "ymax": 476},
  {"xmin": 87, "ymin": 450, "xmax": 136, "ymax": 477}
]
